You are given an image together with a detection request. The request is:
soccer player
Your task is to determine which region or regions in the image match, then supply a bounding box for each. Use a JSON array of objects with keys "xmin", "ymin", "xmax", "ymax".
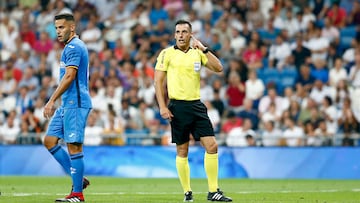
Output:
[
  {"xmin": 43, "ymin": 13, "xmax": 92, "ymax": 202},
  {"xmin": 154, "ymin": 20, "xmax": 232, "ymax": 202}
]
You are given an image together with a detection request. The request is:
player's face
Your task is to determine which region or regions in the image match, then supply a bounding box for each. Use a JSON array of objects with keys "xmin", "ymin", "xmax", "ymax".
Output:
[
  {"xmin": 174, "ymin": 24, "xmax": 191, "ymax": 50},
  {"xmin": 55, "ymin": 19, "xmax": 74, "ymax": 43}
]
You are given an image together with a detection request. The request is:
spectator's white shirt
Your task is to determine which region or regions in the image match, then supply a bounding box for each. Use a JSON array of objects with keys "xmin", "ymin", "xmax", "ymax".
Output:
[
  {"xmin": 342, "ymin": 48, "xmax": 355, "ymax": 63},
  {"xmin": 138, "ymin": 85, "xmax": 156, "ymax": 106},
  {"xmin": 0, "ymin": 122, "xmax": 20, "ymax": 144},
  {"xmin": 283, "ymin": 18, "xmax": 300, "ymax": 38},
  {"xmin": 200, "ymin": 85, "xmax": 214, "ymax": 102},
  {"xmin": 258, "ymin": 96, "xmax": 289, "ymax": 114},
  {"xmin": 207, "ymin": 108, "xmax": 220, "ymax": 130},
  {"xmin": 245, "ymin": 79, "xmax": 265, "ymax": 100},
  {"xmin": 268, "ymin": 42, "xmax": 291, "ymax": 67},
  {"xmin": 283, "ymin": 126, "xmax": 304, "ymax": 147},
  {"xmin": 321, "ymin": 26, "xmax": 339, "ymax": 42},
  {"xmin": 84, "ymin": 125, "xmax": 104, "ymax": 146},
  {"xmin": 226, "ymin": 127, "xmax": 256, "ymax": 147},
  {"xmin": 192, "ymin": 0, "xmax": 213, "ymax": 19},
  {"xmin": 262, "ymin": 128, "xmax": 282, "ymax": 146},
  {"xmin": 300, "ymin": 14, "xmax": 316, "ymax": 31},
  {"xmin": 230, "ymin": 35, "xmax": 246, "ymax": 55},
  {"xmin": 81, "ymin": 27, "xmax": 103, "ymax": 53},
  {"xmin": 349, "ymin": 65, "xmax": 360, "ymax": 87},
  {"xmin": 305, "ymin": 37, "xmax": 330, "ymax": 61},
  {"xmin": 322, "ymin": 105, "xmax": 338, "ymax": 134},
  {"xmin": 329, "ymin": 68, "xmax": 347, "ymax": 87},
  {"xmin": 309, "ymin": 86, "xmax": 334, "ymax": 104}
]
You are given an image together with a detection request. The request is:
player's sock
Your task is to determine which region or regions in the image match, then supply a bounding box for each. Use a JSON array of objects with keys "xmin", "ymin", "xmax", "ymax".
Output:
[
  {"xmin": 176, "ymin": 156, "xmax": 191, "ymax": 193},
  {"xmin": 204, "ymin": 152, "xmax": 219, "ymax": 192},
  {"xmin": 48, "ymin": 145, "xmax": 71, "ymax": 174},
  {"xmin": 70, "ymin": 152, "xmax": 84, "ymax": 193}
]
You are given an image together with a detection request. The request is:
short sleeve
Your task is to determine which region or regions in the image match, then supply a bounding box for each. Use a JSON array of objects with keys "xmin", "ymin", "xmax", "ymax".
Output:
[
  {"xmin": 199, "ymin": 50, "xmax": 208, "ymax": 66},
  {"xmin": 155, "ymin": 49, "xmax": 169, "ymax": 71},
  {"xmin": 65, "ymin": 45, "xmax": 81, "ymax": 69}
]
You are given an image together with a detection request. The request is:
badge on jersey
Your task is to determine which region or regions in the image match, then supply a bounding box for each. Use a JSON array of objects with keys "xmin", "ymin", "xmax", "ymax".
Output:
[{"xmin": 194, "ymin": 62, "xmax": 201, "ymax": 72}]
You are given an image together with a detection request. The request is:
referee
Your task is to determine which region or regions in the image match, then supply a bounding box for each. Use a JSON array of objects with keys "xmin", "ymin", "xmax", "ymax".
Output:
[{"xmin": 154, "ymin": 20, "xmax": 232, "ymax": 202}]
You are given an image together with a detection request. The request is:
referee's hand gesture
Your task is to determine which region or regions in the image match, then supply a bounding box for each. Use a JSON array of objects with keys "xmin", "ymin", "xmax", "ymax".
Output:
[{"xmin": 191, "ymin": 35, "xmax": 206, "ymax": 52}]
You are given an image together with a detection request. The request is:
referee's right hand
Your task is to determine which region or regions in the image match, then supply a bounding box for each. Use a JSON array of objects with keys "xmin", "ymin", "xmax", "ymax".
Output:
[{"xmin": 160, "ymin": 107, "xmax": 174, "ymax": 121}]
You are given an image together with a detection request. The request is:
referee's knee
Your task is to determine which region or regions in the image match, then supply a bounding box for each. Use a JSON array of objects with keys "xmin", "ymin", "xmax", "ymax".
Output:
[{"xmin": 205, "ymin": 141, "xmax": 218, "ymax": 154}]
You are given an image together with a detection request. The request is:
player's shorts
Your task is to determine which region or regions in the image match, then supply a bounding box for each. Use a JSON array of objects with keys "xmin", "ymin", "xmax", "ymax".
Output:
[
  {"xmin": 168, "ymin": 99, "xmax": 214, "ymax": 145},
  {"xmin": 46, "ymin": 107, "xmax": 91, "ymax": 143}
]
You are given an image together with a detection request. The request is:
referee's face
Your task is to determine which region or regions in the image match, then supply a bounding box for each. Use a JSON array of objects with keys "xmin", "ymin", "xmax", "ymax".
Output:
[
  {"xmin": 55, "ymin": 19, "xmax": 75, "ymax": 43},
  {"xmin": 175, "ymin": 24, "xmax": 191, "ymax": 51}
]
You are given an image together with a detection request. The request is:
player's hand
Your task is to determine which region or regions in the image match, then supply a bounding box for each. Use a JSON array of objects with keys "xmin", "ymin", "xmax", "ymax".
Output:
[
  {"xmin": 160, "ymin": 107, "xmax": 174, "ymax": 122},
  {"xmin": 191, "ymin": 35, "xmax": 206, "ymax": 52},
  {"xmin": 43, "ymin": 100, "xmax": 56, "ymax": 120}
]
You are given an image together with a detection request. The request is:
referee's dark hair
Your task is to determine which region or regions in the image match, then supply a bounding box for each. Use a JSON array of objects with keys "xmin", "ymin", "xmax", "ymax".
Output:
[
  {"xmin": 54, "ymin": 13, "xmax": 74, "ymax": 22},
  {"xmin": 175, "ymin": 20, "xmax": 192, "ymax": 31}
]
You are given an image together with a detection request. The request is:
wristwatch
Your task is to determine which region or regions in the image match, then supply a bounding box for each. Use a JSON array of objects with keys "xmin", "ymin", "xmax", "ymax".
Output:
[{"xmin": 202, "ymin": 47, "xmax": 209, "ymax": 54}]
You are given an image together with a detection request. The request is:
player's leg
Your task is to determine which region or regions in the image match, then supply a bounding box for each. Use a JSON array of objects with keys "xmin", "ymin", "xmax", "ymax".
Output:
[
  {"xmin": 168, "ymin": 100, "xmax": 193, "ymax": 201},
  {"xmin": 55, "ymin": 108, "xmax": 90, "ymax": 202},
  {"xmin": 201, "ymin": 136, "xmax": 219, "ymax": 192},
  {"xmin": 44, "ymin": 108, "xmax": 71, "ymax": 174},
  {"xmin": 201, "ymin": 137, "xmax": 232, "ymax": 202},
  {"xmin": 176, "ymin": 142, "xmax": 191, "ymax": 194}
]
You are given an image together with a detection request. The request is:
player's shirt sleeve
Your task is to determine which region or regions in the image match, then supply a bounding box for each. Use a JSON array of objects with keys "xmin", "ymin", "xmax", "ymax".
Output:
[
  {"xmin": 155, "ymin": 49, "xmax": 169, "ymax": 72},
  {"xmin": 199, "ymin": 49, "xmax": 208, "ymax": 66},
  {"xmin": 65, "ymin": 45, "xmax": 81, "ymax": 69}
]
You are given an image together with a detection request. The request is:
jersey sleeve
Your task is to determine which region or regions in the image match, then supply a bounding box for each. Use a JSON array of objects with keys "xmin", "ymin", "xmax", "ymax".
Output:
[
  {"xmin": 65, "ymin": 45, "xmax": 81, "ymax": 69},
  {"xmin": 155, "ymin": 49, "xmax": 169, "ymax": 71},
  {"xmin": 199, "ymin": 50, "xmax": 208, "ymax": 66}
]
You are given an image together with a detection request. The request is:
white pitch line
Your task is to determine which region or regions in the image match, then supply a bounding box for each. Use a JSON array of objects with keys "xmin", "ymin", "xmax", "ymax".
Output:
[{"xmin": 3, "ymin": 189, "xmax": 360, "ymax": 197}]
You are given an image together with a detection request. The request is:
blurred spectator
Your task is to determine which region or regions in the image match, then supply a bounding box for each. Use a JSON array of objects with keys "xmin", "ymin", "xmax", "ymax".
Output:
[
  {"xmin": 326, "ymin": 1, "xmax": 347, "ymax": 28},
  {"xmin": 338, "ymin": 97, "xmax": 359, "ymax": 136},
  {"xmin": 262, "ymin": 120, "xmax": 282, "ymax": 146},
  {"xmin": 347, "ymin": 1, "xmax": 360, "ymax": 25},
  {"xmin": 0, "ymin": 110, "xmax": 20, "ymax": 144},
  {"xmin": 226, "ymin": 118, "xmax": 256, "ymax": 147},
  {"xmin": 246, "ymin": 0, "xmax": 264, "ymax": 30},
  {"xmin": 80, "ymin": 16, "xmax": 103, "ymax": 53},
  {"xmin": 149, "ymin": 1, "xmax": 168, "ymax": 27},
  {"xmin": 334, "ymin": 79, "xmax": 350, "ymax": 108},
  {"xmin": 102, "ymin": 107, "xmax": 125, "ymax": 146},
  {"xmin": 237, "ymin": 99, "xmax": 259, "ymax": 130},
  {"xmin": 84, "ymin": 111, "xmax": 105, "ymax": 146},
  {"xmin": 268, "ymin": 34, "xmax": 291, "ymax": 69},
  {"xmin": 204, "ymin": 101, "xmax": 221, "ymax": 133},
  {"xmin": 328, "ymin": 57, "xmax": 347, "ymax": 87},
  {"xmin": 221, "ymin": 111, "xmax": 242, "ymax": 135},
  {"xmin": 309, "ymin": 0, "xmax": 331, "ymax": 20},
  {"xmin": 320, "ymin": 96, "xmax": 338, "ymax": 135},
  {"xmin": 242, "ymin": 40, "xmax": 263, "ymax": 70},
  {"xmin": 282, "ymin": 117, "xmax": 305, "ymax": 147},
  {"xmin": 19, "ymin": 21, "xmax": 36, "ymax": 48},
  {"xmin": 314, "ymin": 118, "xmax": 333, "ymax": 146},
  {"xmin": 245, "ymin": 70, "xmax": 265, "ymax": 107},
  {"xmin": 18, "ymin": 66, "xmax": 39, "ymax": 99},
  {"xmin": 321, "ymin": 17, "xmax": 339, "ymax": 42},
  {"xmin": 15, "ymin": 86, "xmax": 33, "ymax": 115},
  {"xmin": 296, "ymin": 64, "xmax": 315, "ymax": 92},
  {"xmin": 261, "ymin": 102, "xmax": 282, "ymax": 126},
  {"xmin": 309, "ymin": 79, "xmax": 333, "ymax": 105},
  {"xmin": 225, "ymin": 70, "xmax": 246, "ymax": 113},
  {"xmin": 258, "ymin": 87, "xmax": 288, "ymax": 118},
  {"xmin": 304, "ymin": 120, "xmax": 321, "ymax": 146},
  {"xmin": 33, "ymin": 31, "xmax": 53, "ymax": 55},
  {"xmin": 192, "ymin": 0, "xmax": 213, "ymax": 19}
]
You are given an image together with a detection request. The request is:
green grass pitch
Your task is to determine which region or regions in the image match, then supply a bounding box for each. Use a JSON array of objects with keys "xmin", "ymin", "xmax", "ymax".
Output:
[{"xmin": 1, "ymin": 176, "xmax": 360, "ymax": 202}]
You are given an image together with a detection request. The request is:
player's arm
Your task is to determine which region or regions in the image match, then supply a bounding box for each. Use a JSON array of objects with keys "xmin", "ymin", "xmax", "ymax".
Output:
[
  {"xmin": 154, "ymin": 70, "xmax": 173, "ymax": 120},
  {"xmin": 191, "ymin": 35, "xmax": 223, "ymax": 73},
  {"xmin": 43, "ymin": 66, "xmax": 77, "ymax": 118}
]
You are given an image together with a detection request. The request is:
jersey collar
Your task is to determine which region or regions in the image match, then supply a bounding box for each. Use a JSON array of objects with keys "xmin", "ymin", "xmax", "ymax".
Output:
[{"xmin": 174, "ymin": 45, "xmax": 192, "ymax": 53}]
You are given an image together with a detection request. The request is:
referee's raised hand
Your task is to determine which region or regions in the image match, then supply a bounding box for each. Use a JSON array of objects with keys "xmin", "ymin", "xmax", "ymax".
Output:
[{"xmin": 191, "ymin": 35, "xmax": 206, "ymax": 52}]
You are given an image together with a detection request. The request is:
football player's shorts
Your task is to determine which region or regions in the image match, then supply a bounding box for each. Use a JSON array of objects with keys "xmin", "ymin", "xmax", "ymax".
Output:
[{"xmin": 46, "ymin": 107, "xmax": 91, "ymax": 143}]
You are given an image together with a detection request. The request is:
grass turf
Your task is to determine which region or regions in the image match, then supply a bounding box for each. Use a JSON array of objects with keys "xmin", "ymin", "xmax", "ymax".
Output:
[{"xmin": 1, "ymin": 176, "xmax": 360, "ymax": 202}]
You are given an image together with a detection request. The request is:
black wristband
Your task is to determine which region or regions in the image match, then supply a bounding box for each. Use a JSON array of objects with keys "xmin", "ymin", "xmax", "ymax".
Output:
[{"xmin": 202, "ymin": 47, "xmax": 209, "ymax": 54}]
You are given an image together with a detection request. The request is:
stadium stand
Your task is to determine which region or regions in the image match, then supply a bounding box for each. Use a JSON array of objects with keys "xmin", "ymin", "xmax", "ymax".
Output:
[{"xmin": 0, "ymin": 0, "xmax": 360, "ymax": 147}]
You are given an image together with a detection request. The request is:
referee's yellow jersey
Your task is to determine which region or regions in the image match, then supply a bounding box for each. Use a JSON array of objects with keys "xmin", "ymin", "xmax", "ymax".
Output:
[{"xmin": 155, "ymin": 45, "xmax": 208, "ymax": 101}]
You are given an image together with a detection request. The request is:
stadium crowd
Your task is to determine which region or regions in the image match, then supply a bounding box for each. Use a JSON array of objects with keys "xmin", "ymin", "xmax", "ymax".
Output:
[{"xmin": 0, "ymin": 0, "xmax": 360, "ymax": 147}]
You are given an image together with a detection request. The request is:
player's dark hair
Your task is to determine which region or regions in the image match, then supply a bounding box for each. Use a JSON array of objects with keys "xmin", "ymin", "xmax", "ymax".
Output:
[
  {"xmin": 54, "ymin": 13, "xmax": 74, "ymax": 22},
  {"xmin": 175, "ymin": 20, "xmax": 192, "ymax": 31}
]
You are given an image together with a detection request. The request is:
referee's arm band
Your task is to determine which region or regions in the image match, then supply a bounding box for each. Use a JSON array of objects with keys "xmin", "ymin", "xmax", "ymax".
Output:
[{"xmin": 202, "ymin": 47, "xmax": 209, "ymax": 54}]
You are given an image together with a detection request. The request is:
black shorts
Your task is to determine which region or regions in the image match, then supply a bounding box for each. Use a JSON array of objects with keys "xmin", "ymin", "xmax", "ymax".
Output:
[{"xmin": 168, "ymin": 99, "xmax": 214, "ymax": 145}]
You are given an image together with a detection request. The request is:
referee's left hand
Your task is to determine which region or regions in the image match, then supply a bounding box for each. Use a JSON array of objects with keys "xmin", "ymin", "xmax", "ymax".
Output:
[{"xmin": 191, "ymin": 35, "xmax": 206, "ymax": 52}]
